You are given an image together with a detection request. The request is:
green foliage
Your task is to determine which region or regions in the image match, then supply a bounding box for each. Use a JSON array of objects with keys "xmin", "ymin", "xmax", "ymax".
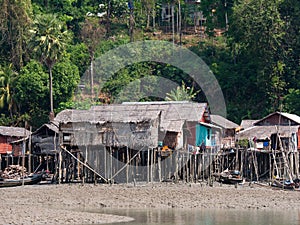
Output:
[
  {"xmin": 67, "ymin": 43, "xmax": 90, "ymax": 76},
  {"xmin": 14, "ymin": 60, "xmax": 49, "ymax": 127},
  {"xmin": 0, "ymin": 0, "xmax": 33, "ymax": 69},
  {"xmin": 30, "ymin": 13, "xmax": 70, "ymax": 69},
  {"xmin": 284, "ymin": 89, "xmax": 300, "ymax": 115},
  {"xmin": 165, "ymin": 81, "xmax": 199, "ymax": 101},
  {"xmin": 52, "ymin": 59, "xmax": 80, "ymax": 108},
  {"xmin": 237, "ymin": 139, "xmax": 249, "ymax": 148},
  {"xmin": 0, "ymin": 0, "xmax": 299, "ymax": 127},
  {"xmin": 14, "ymin": 60, "xmax": 48, "ymax": 113},
  {"xmin": 0, "ymin": 64, "xmax": 17, "ymax": 111}
]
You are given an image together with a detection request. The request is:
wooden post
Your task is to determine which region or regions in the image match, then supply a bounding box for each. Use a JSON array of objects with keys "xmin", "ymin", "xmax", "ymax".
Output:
[
  {"xmin": 147, "ymin": 148, "xmax": 150, "ymax": 183},
  {"xmin": 187, "ymin": 154, "xmax": 190, "ymax": 183},
  {"xmin": 295, "ymin": 151, "xmax": 299, "ymax": 178},
  {"xmin": 175, "ymin": 150, "xmax": 179, "ymax": 183},
  {"xmin": 84, "ymin": 146, "xmax": 87, "ymax": 184},
  {"xmin": 126, "ymin": 147, "xmax": 129, "ymax": 184},
  {"xmin": 151, "ymin": 148, "xmax": 154, "ymax": 183},
  {"xmin": 202, "ymin": 152, "xmax": 205, "ymax": 181},
  {"xmin": 104, "ymin": 147, "xmax": 107, "ymax": 179},
  {"xmin": 158, "ymin": 148, "xmax": 162, "ymax": 182},
  {"xmin": 235, "ymin": 148, "xmax": 239, "ymax": 170},
  {"xmin": 181, "ymin": 154, "xmax": 184, "ymax": 182},
  {"xmin": 290, "ymin": 152, "xmax": 294, "ymax": 178},
  {"xmin": 240, "ymin": 149, "xmax": 244, "ymax": 177},
  {"xmin": 110, "ymin": 147, "xmax": 113, "ymax": 181},
  {"xmin": 59, "ymin": 150, "xmax": 62, "ymax": 184},
  {"xmin": 77, "ymin": 152, "xmax": 80, "ymax": 180},
  {"xmin": 269, "ymin": 152, "xmax": 272, "ymax": 182},
  {"xmin": 28, "ymin": 126, "xmax": 32, "ymax": 174}
]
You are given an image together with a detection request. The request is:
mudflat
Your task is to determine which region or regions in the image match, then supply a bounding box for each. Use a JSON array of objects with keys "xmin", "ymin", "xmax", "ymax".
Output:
[{"xmin": 0, "ymin": 182, "xmax": 299, "ymax": 224}]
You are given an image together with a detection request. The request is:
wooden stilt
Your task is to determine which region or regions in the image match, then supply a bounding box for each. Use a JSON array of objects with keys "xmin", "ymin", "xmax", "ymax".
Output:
[
  {"xmin": 240, "ymin": 149, "xmax": 244, "ymax": 177},
  {"xmin": 59, "ymin": 150, "xmax": 62, "ymax": 184},
  {"xmin": 126, "ymin": 146, "xmax": 129, "ymax": 184},
  {"xmin": 175, "ymin": 150, "xmax": 179, "ymax": 183},
  {"xmin": 147, "ymin": 148, "xmax": 150, "ymax": 183},
  {"xmin": 202, "ymin": 152, "xmax": 204, "ymax": 181},
  {"xmin": 295, "ymin": 151, "xmax": 299, "ymax": 178},
  {"xmin": 150, "ymin": 149, "xmax": 153, "ymax": 183},
  {"xmin": 158, "ymin": 148, "xmax": 162, "ymax": 182}
]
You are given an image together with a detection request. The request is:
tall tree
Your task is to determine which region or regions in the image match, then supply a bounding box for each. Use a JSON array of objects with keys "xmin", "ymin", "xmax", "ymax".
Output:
[
  {"xmin": 0, "ymin": 0, "xmax": 32, "ymax": 69},
  {"xmin": 229, "ymin": 0, "xmax": 286, "ymax": 113},
  {"xmin": 280, "ymin": 0, "xmax": 300, "ymax": 114},
  {"xmin": 30, "ymin": 14, "xmax": 69, "ymax": 120},
  {"xmin": 141, "ymin": 0, "xmax": 155, "ymax": 30},
  {"xmin": 80, "ymin": 17, "xmax": 105, "ymax": 98},
  {"xmin": 0, "ymin": 64, "xmax": 18, "ymax": 116}
]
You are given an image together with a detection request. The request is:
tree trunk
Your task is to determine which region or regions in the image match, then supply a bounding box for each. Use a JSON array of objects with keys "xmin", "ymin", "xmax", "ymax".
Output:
[
  {"xmin": 129, "ymin": 8, "xmax": 134, "ymax": 42},
  {"xmin": 106, "ymin": 0, "xmax": 111, "ymax": 36},
  {"xmin": 178, "ymin": 0, "xmax": 182, "ymax": 45},
  {"xmin": 49, "ymin": 67, "xmax": 54, "ymax": 120}
]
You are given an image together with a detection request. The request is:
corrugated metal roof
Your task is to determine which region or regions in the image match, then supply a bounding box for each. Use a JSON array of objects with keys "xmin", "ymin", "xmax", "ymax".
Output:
[
  {"xmin": 0, "ymin": 126, "xmax": 31, "ymax": 137},
  {"xmin": 281, "ymin": 112, "xmax": 300, "ymax": 125},
  {"xmin": 253, "ymin": 112, "xmax": 300, "ymax": 126},
  {"xmin": 199, "ymin": 122, "xmax": 222, "ymax": 130},
  {"xmin": 210, "ymin": 115, "xmax": 238, "ymax": 129}
]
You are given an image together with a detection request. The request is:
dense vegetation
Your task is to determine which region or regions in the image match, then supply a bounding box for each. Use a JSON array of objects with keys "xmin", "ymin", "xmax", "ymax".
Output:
[{"xmin": 0, "ymin": 0, "xmax": 299, "ymax": 128}]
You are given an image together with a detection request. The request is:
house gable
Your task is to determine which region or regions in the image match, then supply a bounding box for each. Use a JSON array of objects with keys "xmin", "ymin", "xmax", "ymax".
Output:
[{"xmin": 254, "ymin": 112, "xmax": 300, "ymax": 126}]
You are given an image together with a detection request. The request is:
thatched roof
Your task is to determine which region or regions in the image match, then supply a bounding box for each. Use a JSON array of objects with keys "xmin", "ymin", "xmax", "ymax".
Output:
[
  {"xmin": 33, "ymin": 121, "xmax": 59, "ymax": 135},
  {"xmin": 56, "ymin": 101, "xmax": 209, "ymax": 133},
  {"xmin": 0, "ymin": 126, "xmax": 31, "ymax": 138},
  {"xmin": 210, "ymin": 115, "xmax": 238, "ymax": 129},
  {"xmin": 55, "ymin": 108, "xmax": 161, "ymax": 124},
  {"xmin": 236, "ymin": 125, "xmax": 299, "ymax": 140},
  {"xmin": 119, "ymin": 101, "xmax": 210, "ymax": 132},
  {"xmin": 240, "ymin": 120, "xmax": 258, "ymax": 130}
]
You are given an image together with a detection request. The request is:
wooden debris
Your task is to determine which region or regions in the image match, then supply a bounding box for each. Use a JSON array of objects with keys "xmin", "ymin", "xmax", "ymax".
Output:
[{"xmin": 0, "ymin": 165, "xmax": 28, "ymax": 179}]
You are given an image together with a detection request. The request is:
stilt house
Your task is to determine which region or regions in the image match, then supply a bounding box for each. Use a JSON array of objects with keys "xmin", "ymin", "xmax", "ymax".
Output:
[
  {"xmin": 54, "ymin": 101, "xmax": 219, "ymax": 183},
  {"xmin": 0, "ymin": 126, "xmax": 31, "ymax": 170}
]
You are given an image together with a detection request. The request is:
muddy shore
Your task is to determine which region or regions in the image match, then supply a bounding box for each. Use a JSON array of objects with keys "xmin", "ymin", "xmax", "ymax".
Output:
[{"xmin": 0, "ymin": 182, "xmax": 299, "ymax": 224}]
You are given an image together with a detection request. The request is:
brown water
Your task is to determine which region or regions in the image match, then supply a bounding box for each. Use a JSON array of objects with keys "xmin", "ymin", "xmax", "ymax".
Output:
[{"xmin": 99, "ymin": 208, "xmax": 300, "ymax": 225}]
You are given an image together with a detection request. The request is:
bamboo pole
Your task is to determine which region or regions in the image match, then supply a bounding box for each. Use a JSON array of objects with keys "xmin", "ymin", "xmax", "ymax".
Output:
[
  {"xmin": 126, "ymin": 147, "xmax": 129, "ymax": 184},
  {"xmin": 295, "ymin": 151, "xmax": 299, "ymax": 178},
  {"xmin": 59, "ymin": 150, "xmax": 62, "ymax": 184},
  {"xmin": 109, "ymin": 147, "xmax": 112, "ymax": 181},
  {"xmin": 151, "ymin": 148, "xmax": 154, "ymax": 183},
  {"xmin": 202, "ymin": 152, "xmax": 204, "ymax": 181},
  {"xmin": 175, "ymin": 150, "xmax": 179, "ymax": 183},
  {"xmin": 28, "ymin": 126, "xmax": 32, "ymax": 174},
  {"xmin": 240, "ymin": 149, "xmax": 244, "ymax": 177},
  {"xmin": 158, "ymin": 149, "xmax": 162, "ymax": 182},
  {"xmin": 147, "ymin": 148, "xmax": 150, "ymax": 183}
]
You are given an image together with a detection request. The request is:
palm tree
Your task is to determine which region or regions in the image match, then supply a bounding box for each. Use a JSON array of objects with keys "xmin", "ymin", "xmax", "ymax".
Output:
[
  {"xmin": 0, "ymin": 64, "xmax": 18, "ymax": 116},
  {"xmin": 165, "ymin": 81, "xmax": 199, "ymax": 101},
  {"xmin": 29, "ymin": 14, "xmax": 69, "ymax": 120}
]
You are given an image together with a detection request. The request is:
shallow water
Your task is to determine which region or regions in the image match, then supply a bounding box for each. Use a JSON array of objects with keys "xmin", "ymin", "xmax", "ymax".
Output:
[{"xmin": 98, "ymin": 208, "xmax": 300, "ymax": 225}]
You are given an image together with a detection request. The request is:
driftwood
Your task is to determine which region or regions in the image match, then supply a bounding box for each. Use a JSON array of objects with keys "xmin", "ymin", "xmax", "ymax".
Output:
[{"xmin": 1, "ymin": 165, "xmax": 28, "ymax": 179}]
